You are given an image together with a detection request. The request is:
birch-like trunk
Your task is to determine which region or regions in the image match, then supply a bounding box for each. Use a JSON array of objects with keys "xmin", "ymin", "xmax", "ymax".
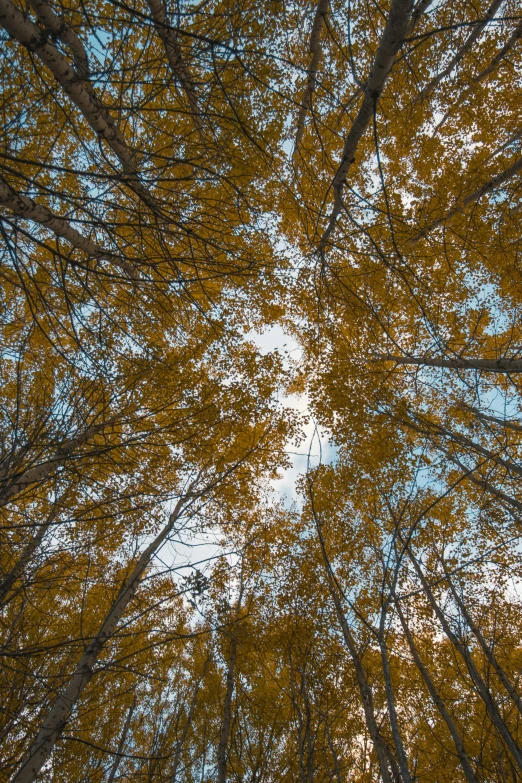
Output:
[
  {"xmin": 107, "ymin": 696, "xmax": 136, "ymax": 783},
  {"xmin": 10, "ymin": 491, "xmax": 193, "ymax": 783},
  {"xmin": 216, "ymin": 630, "xmax": 238, "ymax": 783},
  {"xmin": 145, "ymin": 0, "xmax": 204, "ymax": 138},
  {"xmin": 443, "ymin": 567, "xmax": 522, "ymax": 715},
  {"xmin": 294, "ymin": 0, "xmax": 329, "ymax": 153},
  {"xmin": 0, "ymin": 177, "xmax": 138, "ymax": 279},
  {"xmin": 416, "ymin": 0, "xmax": 504, "ymax": 101},
  {"xmin": 27, "ymin": 0, "xmax": 89, "ymax": 78},
  {"xmin": 393, "ymin": 599, "xmax": 480, "ymax": 783},
  {"xmin": 169, "ymin": 666, "xmax": 207, "ymax": 783},
  {"xmin": 376, "ymin": 353, "xmax": 522, "ymax": 372},
  {"xmin": 0, "ymin": 506, "xmax": 57, "ymax": 605},
  {"xmin": 403, "ymin": 541, "xmax": 522, "ymax": 771},
  {"xmin": 0, "ymin": 0, "xmax": 158, "ymax": 214},
  {"xmin": 378, "ymin": 603, "xmax": 413, "ymax": 783},
  {"xmin": 319, "ymin": 0, "xmax": 413, "ymax": 250},
  {"xmin": 314, "ymin": 516, "xmax": 393, "ymax": 783},
  {"xmin": 0, "ymin": 420, "xmax": 113, "ymax": 507},
  {"xmin": 409, "ymin": 154, "xmax": 522, "ymax": 243}
]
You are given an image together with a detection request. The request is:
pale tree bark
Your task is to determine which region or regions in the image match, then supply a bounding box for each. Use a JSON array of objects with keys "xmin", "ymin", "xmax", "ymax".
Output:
[
  {"xmin": 0, "ymin": 176, "xmax": 139, "ymax": 280},
  {"xmin": 217, "ymin": 591, "xmax": 244, "ymax": 783},
  {"xmin": 398, "ymin": 414, "xmax": 522, "ymax": 514},
  {"xmin": 438, "ymin": 445, "xmax": 522, "ymax": 515},
  {"xmin": 302, "ymin": 670, "xmax": 315, "ymax": 783},
  {"xmin": 107, "ymin": 696, "xmax": 137, "ymax": 783},
  {"xmin": 0, "ymin": 419, "xmax": 115, "ymax": 506},
  {"xmin": 324, "ymin": 718, "xmax": 342, "ymax": 783},
  {"xmin": 393, "ymin": 598, "xmax": 480, "ymax": 783},
  {"xmin": 294, "ymin": 0, "xmax": 329, "ymax": 154},
  {"xmin": 328, "ymin": 582, "xmax": 393, "ymax": 783},
  {"xmin": 474, "ymin": 17, "xmax": 522, "ymax": 80},
  {"xmin": 378, "ymin": 602, "xmax": 413, "ymax": 783},
  {"xmin": 216, "ymin": 637, "xmax": 237, "ymax": 783},
  {"xmin": 442, "ymin": 566, "xmax": 522, "ymax": 716},
  {"xmin": 0, "ymin": 0, "xmax": 159, "ymax": 214},
  {"xmin": 419, "ymin": 418, "xmax": 522, "ymax": 480},
  {"xmin": 484, "ymin": 127, "xmax": 522, "ymax": 165},
  {"xmin": 27, "ymin": 0, "xmax": 89, "ymax": 78},
  {"xmin": 0, "ymin": 503, "xmax": 59, "ymax": 605},
  {"xmin": 375, "ymin": 353, "xmax": 522, "ymax": 372},
  {"xmin": 10, "ymin": 489, "xmax": 195, "ymax": 783},
  {"xmin": 288, "ymin": 654, "xmax": 308, "ymax": 783},
  {"xmin": 402, "ymin": 540, "xmax": 522, "ymax": 772},
  {"xmin": 409, "ymin": 154, "xmax": 522, "ymax": 243},
  {"xmin": 145, "ymin": 0, "xmax": 204, "ymax": 138},
  {"xmin": 434, "ymin": 18, "xmax": 522, "ymax": 133},
  {"xmin": 415, "ymin": 0, "xmax": 505, "ymax": 102},
  {"xmin": 318, "ymin": 0, "xmax": 413, "ymax": 252},
  {"xmin": 459, "ymin": 403, "xmax": 522, "ymax": 433},
  {"xmin": 407, "ymin": 0, "xmax": 433, "ymax": 35},
  {"xmin": 311, "ymin": 501, "xmax": 393, "ymax": 783},
  {"xmin": 169, "ymin": 663, "xmax": 208, "ymax": 783}
]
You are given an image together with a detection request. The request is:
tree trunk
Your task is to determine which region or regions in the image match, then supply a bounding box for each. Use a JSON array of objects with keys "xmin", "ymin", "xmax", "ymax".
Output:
[
  {"xmin": 294, "ymin": 0, "xmax": 329, "ymax": 153},
  {"xmin": 216, "ymin": 631, "xmax": 238, "ymax": 783},
  {"xmin": 319, "ymin": 0, "xmax": 413, "ymax": 250},
  {"xmin": 443, "ymin": 567, "xmax": 522, "ymax": 716},
  {"xmin": 107, "ymin": 696, "xmax": 136, "ymax": 783},
  {"xmin": 10, "ymin": 491, "xmax": 193, "ymax": 783},
  {"xmin": 416, "ymin": 0, "xmax": 504, "ymax": 101},
  {"xmin": 376, "ymin": 354, "xmax": 522, "ymax": 372},
  {"xmin": 314, "ymin": 514, "xmax": 393, "ymax": 783},
  {"xmin": 403, "ymin": 540, "xmax": 522, "ymax": 772},
  {"xmin": 170, "ymin": 665, "xmax": 207, "ymax": 783},
  {"xmin": 378, "ymin": 604, "xmax": 413, "ymax": 783},
  {"xmin": 393, "ymin": 599, "xmax": 480, "ymax": 783}
]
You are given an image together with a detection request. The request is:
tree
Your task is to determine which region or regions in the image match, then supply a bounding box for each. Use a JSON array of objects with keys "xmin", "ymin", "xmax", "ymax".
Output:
[{"xmin": 1, "ymin": 0, "xmax": 522, "ymax": 779}]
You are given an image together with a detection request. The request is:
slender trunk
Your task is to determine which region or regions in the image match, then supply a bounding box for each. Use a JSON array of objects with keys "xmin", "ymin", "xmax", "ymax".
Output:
[
  {"xmin": 0, "ymin": 0, "xmax": 158, "ymax": 214},
  {"xmin": 0, "ymin": 508, "xmax": 56, "ymax": 605},
  {"xmin": 443, "ymin": 568, "xmax": 522, "ymax": 715},
  {"xmin": 10, "ymin": 491, "xmax": 193, "ymax": 783},
  {"xmin": 407, "ymin": 0, "xmax": 433, "ymax": 34},
  {"xmin": 475, "ymin": 18, "xmax": 522, "ymax": 80},
  {"xmin": 378, "ymin": 605, "xmax": 413, "ymax": 783},
  {"xmin": 0, "ymin": 420, "xmax": 114, "ymax": 506},
  {"xmin": 302, "ymin": 670, "xmax": 314, "ymax": 783},
  {"xmin": 376, "ymin": 354, "xmax": 522, "ymax": 372},
  {"xmin": 107, "ymin": 696, "xmax": 136, "ymax": 783},
  {"xmin": 459, "ymin": 404, "xmax": 522, "ymax": 433},
  {"xmin": 416, "ymin": 0, "xmax": 504, "ymax": 101},
  {"xmin": 145, "ymin": 0, "xmax": 204, "ymax": 137},
  {"xmin": 294, "ymin": 0, "xmax": 329, "ymax": 153},
  {"xmin": 434, "ymin": 19, "xmax": 522, "ymax": 133},
  {"xmin": 170, "ymin": 666, "xmax": 207, "ymax": 783},
  {"xmin": 314, "ymin": 518, "xmax": 393, "ymax": 783},
  {"xmin": 319, "ymin": 0, "xmax": 413, "ymax": 250},
  {"xmin": 325, "ymin": 720, "xmax": 342, "ymax": 783},
  {"xmin": 430, "ymin": 421, "xmax": 522, "ymax": 480},
  {"xmin": 410, "ymin": 154, "xmax": 522, "ymax": 243},
  {"xmin": 216, "ymin": 630, "xmax": 238, "ymax": 783},
  {"xmin": 393, "ymin": 599, "xmax": 480, "ymax": 783},
  {"xmin": 436, "ymin": 445, "xmax": 522, "ymax": 515},
  {"xmin": 0, "ymin": 177, "xmax": 136, "ymax": 279},
  {"xmin": 484, "ymin": 128, "xmax": 522, "ymax": 165},
  {"xmin": 403, "ymin": 541, "xmax": 522, "ymax": 771},
  {"xmin": 27, "ymin": 0, "xmax": 89, "ymax": 77}
]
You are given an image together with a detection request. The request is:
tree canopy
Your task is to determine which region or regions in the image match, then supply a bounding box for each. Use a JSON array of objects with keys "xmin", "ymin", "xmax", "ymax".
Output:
[{"xmin": 1, "ymin": 0, "xmax": 522, "ymax": 780}]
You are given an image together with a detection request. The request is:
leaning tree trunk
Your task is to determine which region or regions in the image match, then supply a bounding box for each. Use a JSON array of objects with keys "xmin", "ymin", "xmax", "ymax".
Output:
[{"xmin": 10, "ymin": 490, "xmax": 194, "ymax": 783}]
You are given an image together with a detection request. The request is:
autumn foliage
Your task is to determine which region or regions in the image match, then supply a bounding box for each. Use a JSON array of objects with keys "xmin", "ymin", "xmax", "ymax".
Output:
[{"xmin": 1, "ymin": 0, "xmax": 522, "ymax": 780}]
